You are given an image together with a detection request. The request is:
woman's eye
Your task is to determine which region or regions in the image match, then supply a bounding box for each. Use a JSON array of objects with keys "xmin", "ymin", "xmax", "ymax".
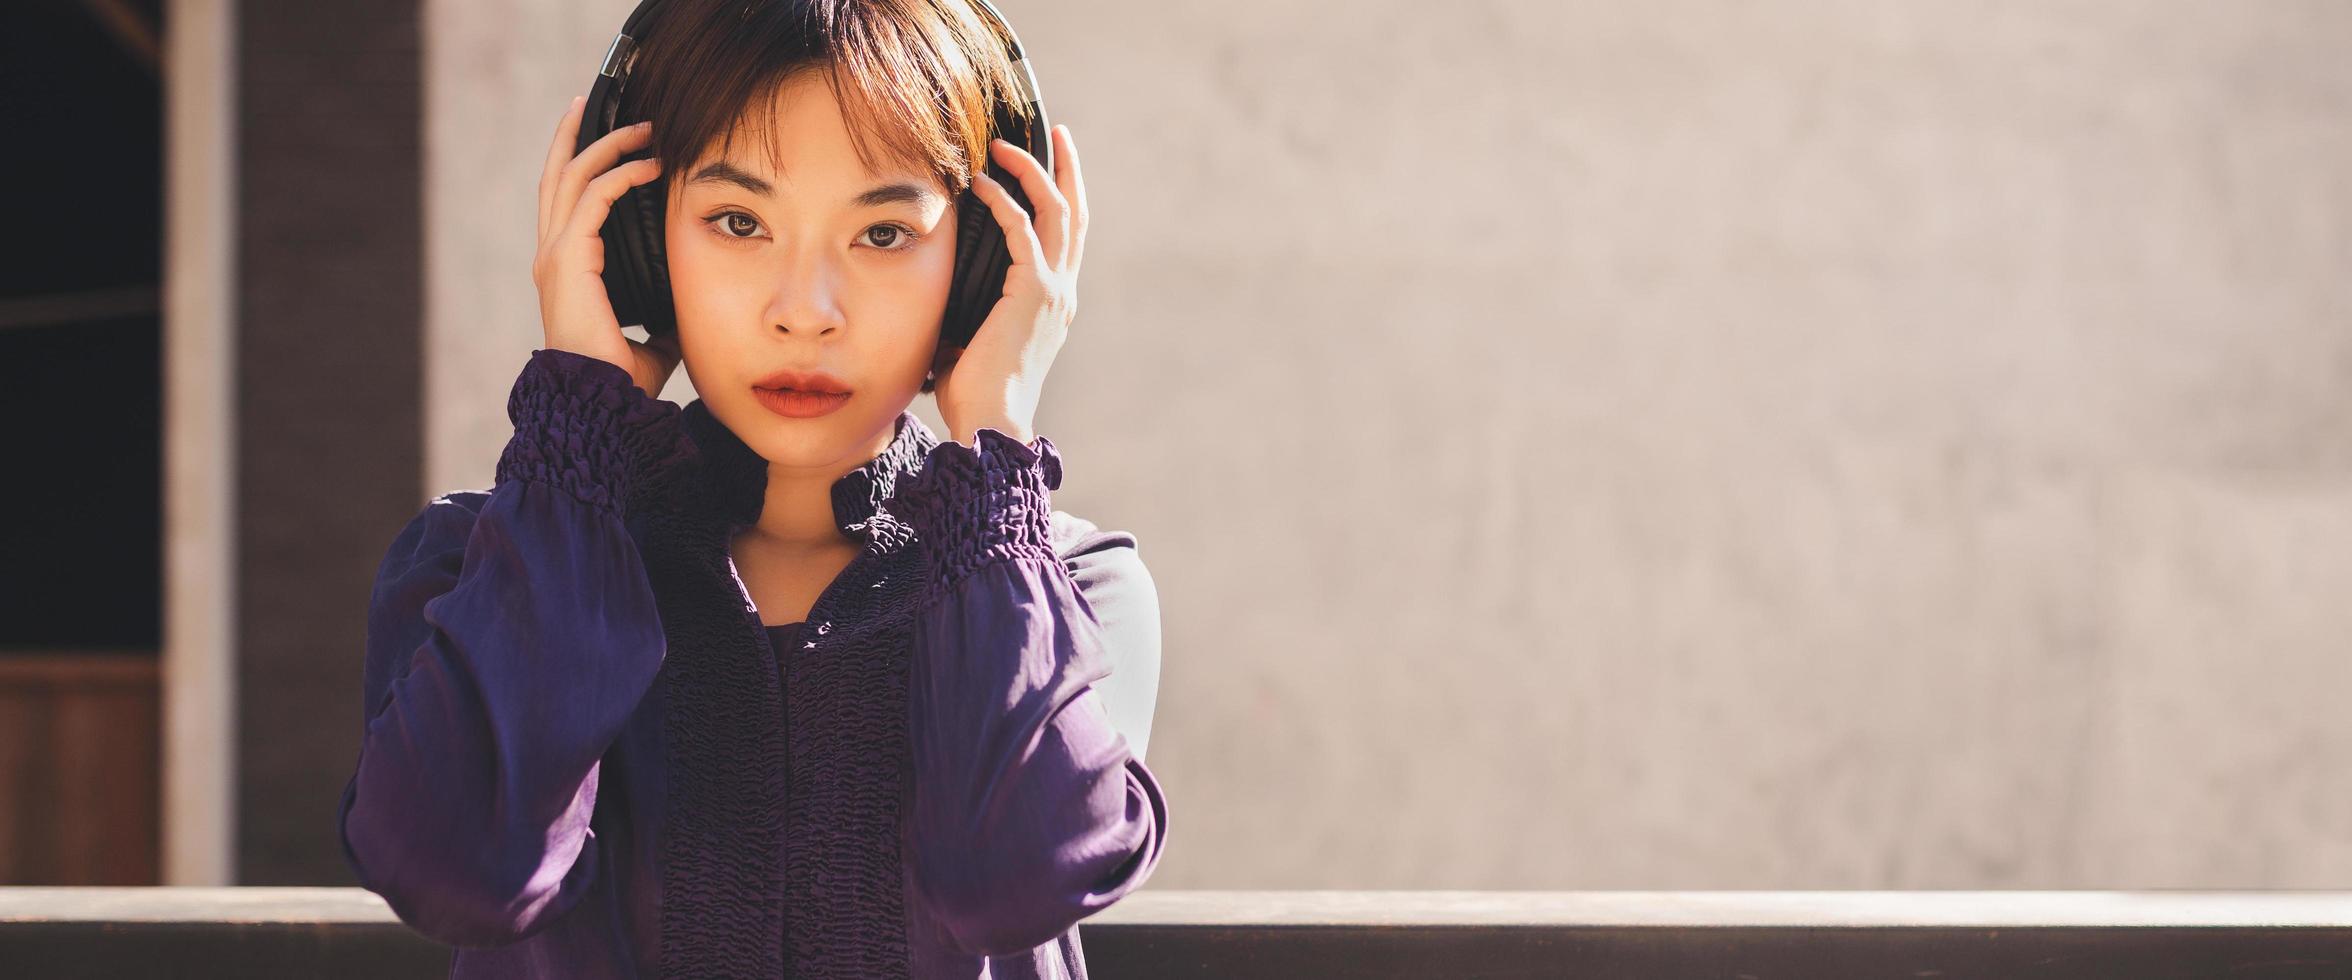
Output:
[
  {"xmin": 703, "ymin": 212, "xmax": 921, "ymax": 253},
  {"xmin": 862, "ymin": 223, "xmax": 921, "ymax": 252}
]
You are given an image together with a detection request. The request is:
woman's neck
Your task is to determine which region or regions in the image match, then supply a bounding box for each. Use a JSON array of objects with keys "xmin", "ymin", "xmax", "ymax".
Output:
[{"xmin": 742, "ymin": 424, "xmax": 897, "ymax": 549}]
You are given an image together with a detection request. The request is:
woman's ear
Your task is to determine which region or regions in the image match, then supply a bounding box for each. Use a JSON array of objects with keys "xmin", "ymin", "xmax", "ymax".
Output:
[{"xmin": 922, "ymin": 343, "xmax": 962, "ymax": 394}]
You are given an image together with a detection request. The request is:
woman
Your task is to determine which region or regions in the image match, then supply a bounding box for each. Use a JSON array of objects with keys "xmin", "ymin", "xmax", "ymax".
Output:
[{"xmin": 335, "ymin": 1, "xmax": 1168, "ymax": 976}]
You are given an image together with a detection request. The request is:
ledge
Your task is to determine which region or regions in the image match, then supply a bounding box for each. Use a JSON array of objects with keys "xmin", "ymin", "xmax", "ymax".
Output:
[
  {"xmin": 1084, "ymin": 889, "xmax": 2352, "ymax": 926},
  {"xmin": 3, "ymin": 888, "xmax": 2350, "ymax": 978}
]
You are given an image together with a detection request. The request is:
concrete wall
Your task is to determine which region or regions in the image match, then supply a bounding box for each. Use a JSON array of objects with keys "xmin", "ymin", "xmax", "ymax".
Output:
[{"xmin": 424, "ymin": 0, "xmax": 2352, "ymax": 888}]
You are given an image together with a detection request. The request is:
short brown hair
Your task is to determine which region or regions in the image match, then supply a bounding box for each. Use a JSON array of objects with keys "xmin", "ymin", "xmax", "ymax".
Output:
[{"xmin": 618, "ymin": 0, "xmax": 1033, "ymax": 390}]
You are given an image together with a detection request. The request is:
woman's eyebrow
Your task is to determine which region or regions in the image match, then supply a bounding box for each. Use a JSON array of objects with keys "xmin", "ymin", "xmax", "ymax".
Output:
[
  {"xmin": 686, "ymin": 160, "xmax": 939, "ymax": 208},
  {"xmin": 848, "ymin": 181, "xmax": 941, "ymax": 209},
  {"xmin": 687, "ymin": 160, "xmax": 774, "ymax": 196}
]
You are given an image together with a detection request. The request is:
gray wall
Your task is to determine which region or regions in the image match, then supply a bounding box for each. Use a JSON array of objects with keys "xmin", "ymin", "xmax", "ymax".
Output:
[{"xmin": 424, "ymin": 0, "xmax": 2352, "ymax": 888}]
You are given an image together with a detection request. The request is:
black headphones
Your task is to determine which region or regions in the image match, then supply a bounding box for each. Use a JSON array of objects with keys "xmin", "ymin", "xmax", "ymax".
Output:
[{"xmin": 576, "ymin": 0, "xmax": 1050, "ymax": 375}]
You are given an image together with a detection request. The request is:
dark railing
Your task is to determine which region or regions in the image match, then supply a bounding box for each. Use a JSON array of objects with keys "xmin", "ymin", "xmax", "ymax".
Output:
[{"xmin": 4, "ymin": 888, "xmax": 2350, "ymax": 978}]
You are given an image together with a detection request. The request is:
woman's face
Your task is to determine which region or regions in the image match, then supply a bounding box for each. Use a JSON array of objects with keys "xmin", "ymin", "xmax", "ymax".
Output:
[{"xmin": 665, "ymin": 69, "xmax": 958, "ymax": 469}]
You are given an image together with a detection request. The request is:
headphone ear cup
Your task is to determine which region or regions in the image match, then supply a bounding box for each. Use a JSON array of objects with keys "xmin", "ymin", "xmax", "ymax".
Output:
[
  {"xmin": 943, "ymin": 148, "xmax": 1041, "ymax": 354},
  {"xmin": 943, "ymin": 185, "xmax": 1007, "ymax": 354},
  {"xmin": 599, "ymin": 157, "xmax": 676, "ymax": 341},
  {"xmin": 630, "ymin": 175, "xmax": 677, "ymax": 338}
]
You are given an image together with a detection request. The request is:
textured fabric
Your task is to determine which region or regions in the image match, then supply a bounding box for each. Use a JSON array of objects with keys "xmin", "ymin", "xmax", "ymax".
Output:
[{"xmin": 337, "ymin": 347, "xmax": 1169, "ymax": 977}]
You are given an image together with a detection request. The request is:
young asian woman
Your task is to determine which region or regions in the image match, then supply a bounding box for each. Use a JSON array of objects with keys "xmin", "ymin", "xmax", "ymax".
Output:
[{"xmin": 335, "ymin": 2, "xmax": 1167, "ymax": 976}]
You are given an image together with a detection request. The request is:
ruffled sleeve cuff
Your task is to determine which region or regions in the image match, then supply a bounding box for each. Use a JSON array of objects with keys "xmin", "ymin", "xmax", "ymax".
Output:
[
  {"xmin": 492, "ymin": 347, "xmax": 693, "ymax": 517},
  {"xmin": 888, "ymin": 427, "xmax": 1066, "ymax": 598}
]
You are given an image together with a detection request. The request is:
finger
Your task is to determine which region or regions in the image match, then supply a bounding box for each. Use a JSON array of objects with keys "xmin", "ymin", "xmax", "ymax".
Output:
[
  {"xmin": 1053, "ymin": 124, "xmax": 1087, "ymax": 276},
  {"xmin": 971, "ymin": 170, "xmax": 1048, "ymax": 273},
  {"xmin": 550, "ymin": 120, "xmax": 655, "ymax": 248},
  {"xmin": 541, "ymin": 96, "xmax": 586, "ymax": 241},
  {"xmin": 991, "ymin": 137, "xmax": 1071, "ymax": 268},
  {"xmin": 557, "ymin": 157, "xmax": 664, "ymax": 256}
]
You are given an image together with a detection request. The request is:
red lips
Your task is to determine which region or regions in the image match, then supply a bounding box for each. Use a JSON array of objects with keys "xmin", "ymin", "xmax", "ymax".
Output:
[{"xmin": 751, "ymin": 367, "xmax": 852, "ymax": 395}]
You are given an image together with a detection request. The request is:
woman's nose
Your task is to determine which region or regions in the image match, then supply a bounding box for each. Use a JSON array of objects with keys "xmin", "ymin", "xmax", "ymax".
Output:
[{"xmin": 763, "ymin": 249, "xmax": 847, "ymax": 335}]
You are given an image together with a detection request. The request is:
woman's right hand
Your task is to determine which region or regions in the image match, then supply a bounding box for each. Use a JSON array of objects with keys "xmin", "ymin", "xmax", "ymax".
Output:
[{"xmin": 535, "ymin": 95, "xmax": 680, "ymax": 397}]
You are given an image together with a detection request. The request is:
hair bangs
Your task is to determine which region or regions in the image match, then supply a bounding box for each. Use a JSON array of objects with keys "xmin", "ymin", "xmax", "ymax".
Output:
[{"xmin": 625, "ymin": 0, "xmax": 1033, "ymax": 205}]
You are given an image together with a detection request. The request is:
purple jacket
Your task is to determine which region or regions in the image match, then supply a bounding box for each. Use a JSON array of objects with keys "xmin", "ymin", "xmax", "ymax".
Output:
[{"xmin": 337, "ymin": 347, "xmax": 1169, "ymax": 977}]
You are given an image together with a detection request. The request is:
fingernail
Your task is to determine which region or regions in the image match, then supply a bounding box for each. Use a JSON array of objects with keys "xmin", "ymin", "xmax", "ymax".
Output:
[{"xmin": 634, "ymin": 120, "xmax": 652, "ymax": 130}]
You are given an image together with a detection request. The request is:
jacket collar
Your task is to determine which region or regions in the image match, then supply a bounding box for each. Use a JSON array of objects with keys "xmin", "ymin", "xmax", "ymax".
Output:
[{"xmin": 677, "ymin": 399, "xmax": 940, "ymax": 535}]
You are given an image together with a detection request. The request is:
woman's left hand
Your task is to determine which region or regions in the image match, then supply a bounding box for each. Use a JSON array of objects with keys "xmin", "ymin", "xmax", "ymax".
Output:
[{"xmin": 935, "ymin": 124, "xmax": 1087, "ymax": 449}]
